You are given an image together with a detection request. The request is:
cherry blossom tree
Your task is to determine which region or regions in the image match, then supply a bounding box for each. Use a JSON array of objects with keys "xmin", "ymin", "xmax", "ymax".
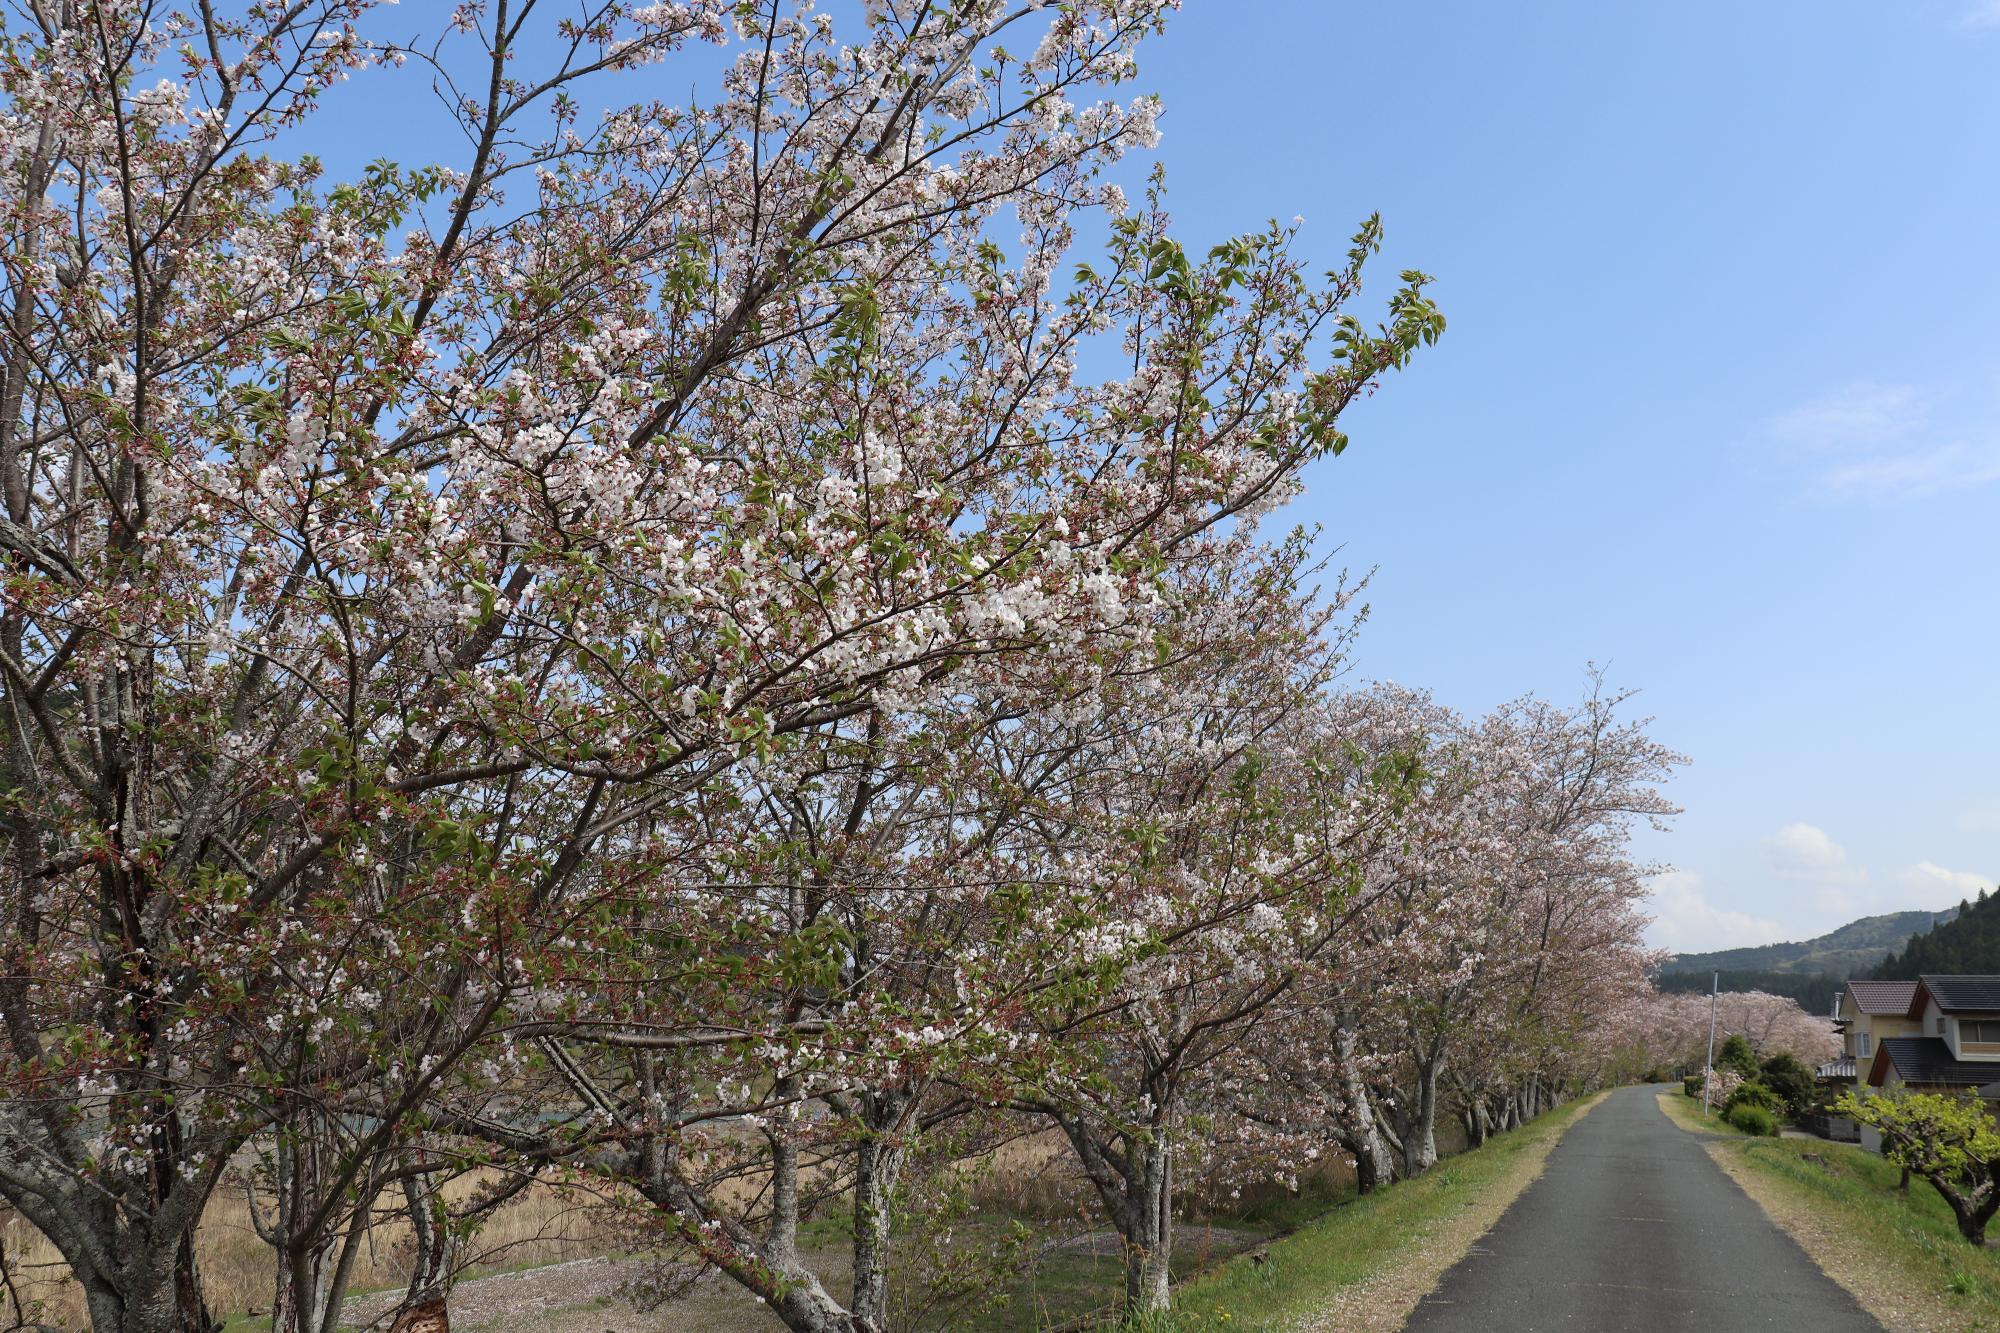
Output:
[
  {"xmin": 0, "ymin": 1, "xmax": 1447, "ymax": 1330},
  {"xmin": 1605, "ymin": 988, "xmax": 1839, "ymax": 1077},
  {"xmin": 1237, "ymin": 679, "xmax": 1679, "ymax": 1188},
  {"xmin": 997, "ymin": 537, "xmax": 1378, "ymax": 1317}
]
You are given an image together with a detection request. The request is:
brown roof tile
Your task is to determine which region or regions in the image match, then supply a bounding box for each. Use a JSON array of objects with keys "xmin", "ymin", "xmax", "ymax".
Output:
[{"xmin": 1846, "ymin": 980, "xmax": 1921, "ymax": 1015}]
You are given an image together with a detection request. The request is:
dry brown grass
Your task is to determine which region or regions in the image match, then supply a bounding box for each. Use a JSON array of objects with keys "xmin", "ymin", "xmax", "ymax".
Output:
[{"xmin": 2, "ymin": 1173, "xmax": 628, "ymax": 1330}]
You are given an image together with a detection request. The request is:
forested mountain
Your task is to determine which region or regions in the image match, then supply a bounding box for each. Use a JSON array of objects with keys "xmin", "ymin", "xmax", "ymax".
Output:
[
  {"xmin": 1662, "ymin": 908, "xmax": 1952, "ymax": 978},
  {"xmin": 1873, "ymin": 889, "xmax": 2000, "ymax": 978}
]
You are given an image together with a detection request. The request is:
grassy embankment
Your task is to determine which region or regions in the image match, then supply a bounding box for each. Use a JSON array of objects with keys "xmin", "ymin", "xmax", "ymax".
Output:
[
  {"xmin": 1130, "ymin": 1091, "xmax": 1609, "ymax": 1332},
  {"xmin": 1658, "ymin": 1088, "xmax": 2000, "ymax": 1331}
]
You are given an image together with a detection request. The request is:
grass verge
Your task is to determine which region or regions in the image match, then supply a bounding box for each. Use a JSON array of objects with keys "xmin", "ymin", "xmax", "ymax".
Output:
[
  {"xmin": 1659, "ymin": 1094, "xmax": 2000, "ymax": 1331},
  {"xmin": 1151, "ymin": 1090, "xmax": 1609, "ymax": 1332},
  {"xmin": 1654, "ymin": 1088, "xmax": 1756, "ymax": 1138}
]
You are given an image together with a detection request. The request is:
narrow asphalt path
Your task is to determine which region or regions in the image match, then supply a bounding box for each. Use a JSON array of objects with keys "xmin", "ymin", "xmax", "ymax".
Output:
[{"xmin": 1403, "ymin": 1084, "xmax": 1881, "ymax": 1331}]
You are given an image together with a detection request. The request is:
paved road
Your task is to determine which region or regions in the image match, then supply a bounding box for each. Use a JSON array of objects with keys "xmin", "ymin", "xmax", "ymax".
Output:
[{"xmin": 1403, "ymin": 1084, "xmax": 1881, "ymax": 1331}]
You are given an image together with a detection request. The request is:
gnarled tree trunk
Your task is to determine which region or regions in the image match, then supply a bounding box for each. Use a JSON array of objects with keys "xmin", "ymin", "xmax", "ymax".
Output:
[
  {"xmin": 1059, "ymin": 1116, "xmax": 1176, "ymax": 1317},
  {"xmin": 1332, "ymin": 1016, "xmax": 1397, "ymax": 1192}
]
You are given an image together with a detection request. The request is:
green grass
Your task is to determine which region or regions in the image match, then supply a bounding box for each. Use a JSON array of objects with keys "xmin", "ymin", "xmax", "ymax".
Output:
[
  {"xmin": 1715, "ymin": 1133, "xmax": 2000, "ymax": 1327},
  {"xmin": 1654, "ymin": 1087, "xmax": 1758, "ymax": 1138},
  {"xmin": 977, "ymin": 1227, "xmax": 1260, "ymax": 1333},
  {"xmin": 1130, "ymin": 1093, "xmax": 1607, "ymax": 1332}
]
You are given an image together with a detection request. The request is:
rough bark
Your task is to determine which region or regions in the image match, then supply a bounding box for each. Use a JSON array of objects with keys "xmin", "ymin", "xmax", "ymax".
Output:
[
  {"xmin": 385, "ymin": 1175, "xmax": 456, "ymax": 1333},
  {"xmin": 1401, "ymin": 1055, "xmax": 1441, "ymax": 1177},
  {"xmin": 850, "ymin": 1089, "xmax": 913, "ymax": 1332},
  {"xmin": 1931, "ymin": 1173, "xmax": 2000, "ymax": 1245},
  {"xmin": 1058, "ymin": 1117, "xmax": 1175, "ymax": 1317}
]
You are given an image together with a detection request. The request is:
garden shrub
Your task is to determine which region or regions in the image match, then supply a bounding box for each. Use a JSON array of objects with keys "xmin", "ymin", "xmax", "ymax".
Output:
[
  {"xmin": 1683, "ymin": 1074, "xmax": 1704, "ymax": 1098},
  {"xmin": 1716, "ymin": 1034, "xmax": 1760, "ymax": 1079},
  {"xmin": 1758, "ymin": 1053, "xmax": 1817, "ymax": 1116},
  {"xmin": 1727, "ymin": 1103, "xmax": 1778, "ymax": 1136}
]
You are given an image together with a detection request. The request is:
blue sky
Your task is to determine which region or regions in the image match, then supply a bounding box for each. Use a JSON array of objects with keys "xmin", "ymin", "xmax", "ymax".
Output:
[{"xmin": 1133, "ymin": 1, "xmax": 2000, "ymax": 950}]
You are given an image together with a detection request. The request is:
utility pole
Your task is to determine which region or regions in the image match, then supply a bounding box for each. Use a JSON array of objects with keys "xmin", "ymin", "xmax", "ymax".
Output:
[{"xmin": 1702, "ymin": 969, "xmax": 1720, "ymax": 1116}]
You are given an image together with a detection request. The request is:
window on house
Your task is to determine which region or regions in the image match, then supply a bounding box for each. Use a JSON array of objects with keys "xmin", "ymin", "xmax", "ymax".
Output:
[
  {"xmin": 1963, "ymin": 1021, "xmax": 2000, "ymax": 1043},
  {"xmin": 1858, "ymin": 1033, "xmax": 1872, "ymax": 1057},
  {"xmin": 1939, "ymin": 1016, "xmax": 1948, "ymax": 1035}
]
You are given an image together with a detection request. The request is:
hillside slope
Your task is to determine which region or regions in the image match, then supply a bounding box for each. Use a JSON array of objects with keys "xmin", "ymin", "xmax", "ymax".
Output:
[
  {"xmin": 1662, "ymin": 907, "xmax": 1953, "ymax": 979},
  {"xmin": 1873, "ymin": 889, "xmax": 2000, "ymax": 978}
]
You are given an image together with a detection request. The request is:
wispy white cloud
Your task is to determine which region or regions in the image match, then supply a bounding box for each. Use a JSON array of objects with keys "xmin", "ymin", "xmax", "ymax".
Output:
[
  {"xmin": 1816, "ymin": 442, "xmax": 2000, "ymax": 501},
  {"xmin": 1965, "ymin": 0, "xmax": 2000, "ymax": 29},
  {"xmin": 1773, "ymin": 382, "xmax": 1925, "ymax": 448},
  {"xmin": 1900, "ymin": 860, "xmax": 1996, "ymax": 898},
  {"xmin": 1772, "ymin": 380, "xmax": 2000, "ymax": 501},
  {"xmin": 1655, "ymin": 832, "xmax": 1992, "ymax": 953},
  {"xmin": 1645, "ymin": 870, "xmax": 1787, "ymax": 951}
]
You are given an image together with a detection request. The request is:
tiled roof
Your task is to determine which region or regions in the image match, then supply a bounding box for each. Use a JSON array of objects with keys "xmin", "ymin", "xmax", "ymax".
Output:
[
  {"xmin": 1816, "ymin": 1057, "xmax": 1857, "ymax": 1080},
  {"xmin": 1871, "ymin": 1037, "xmax": 2000, "ymax": 1088},
  {"xmin": 1846, "ymin": 980, "xmax": 1921, "ymax": 1015},
  {"xmin": 1921, "ymin": 976, "xmax": 2000, "ymax": 1014}
]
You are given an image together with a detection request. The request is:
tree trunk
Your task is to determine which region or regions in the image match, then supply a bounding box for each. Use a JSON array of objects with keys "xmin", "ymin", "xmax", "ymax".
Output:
[
  {"xmin": 121, "ymin": 1239, "xmax": 218, "ymax": 1333},
  {"xmin": 1056, "ymin": 1116, "xmax": 1176, "ymax": 1318},
  {"xmin": 386, "ymin": 1174, "xmax": 455, "ymax": 1333},
  {"xmin": 850, "ymin": 1089, "xmax": 912, "ymax": 1332},
  {"xmin": 1332, "ymin": 1016, "xmax": 1396, "ymax": 1193},
  {"xmin": 1934, "ymin": 1175, "xmax": 2000, "ymax": 1245},
  {"xmin": 1121, "ymin": 1135, "xmax": 1173, "ymax": 1317},
  {"xmin": 632, "ymin": 1078, "xmax": 863, "ymax": 1333},
  {"xmin": 1402, "ymin": 1059, "xmax": 1441, "ymax": 1177},
  {"xmin": 275, "ymin": 1242, "xmax": 335, "ymax": 1333},
  {"xmin": 269, "ymin": 1125, "xmax": 338, "ymax": 1333}
]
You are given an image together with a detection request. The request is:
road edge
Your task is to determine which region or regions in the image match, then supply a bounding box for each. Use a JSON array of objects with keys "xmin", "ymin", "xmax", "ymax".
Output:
[
  {"xmin": 1282, "ymin": 1088, "xmax": 1612, "ymax": 1333},
  {"xmin": 1654, "ymin": 1090, "xmax": 1961, "ymax": 1333}
]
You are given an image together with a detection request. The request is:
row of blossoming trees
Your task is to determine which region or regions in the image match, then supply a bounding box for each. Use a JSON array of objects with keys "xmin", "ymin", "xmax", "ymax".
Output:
[{"xmin": 0, "ymin": 2, "xmax": 1752, "ymax": 1331}]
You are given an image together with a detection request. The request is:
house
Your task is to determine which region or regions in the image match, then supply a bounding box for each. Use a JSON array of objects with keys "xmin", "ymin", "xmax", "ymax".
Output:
[
  {"xmin": 1849, "ymin": 975, "xmax": 2000, "ymax": 1150},
  {"xmin": 1825, "ymin": 980, "xmax": 1923, "ymax": 1088},
  {"xmin": 1818, "ymin": 979, "xmax": 1925, "ymax": 1142},
  {"xmin": 1866, "ymin": 976, "xmax": 2000, "ymax": 1093}
]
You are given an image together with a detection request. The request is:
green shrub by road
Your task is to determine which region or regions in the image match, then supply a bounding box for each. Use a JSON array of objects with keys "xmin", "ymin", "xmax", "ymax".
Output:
[{"xmin": 1727, "ymin": 1103, "xmax": 1779, "ymax": 1136}]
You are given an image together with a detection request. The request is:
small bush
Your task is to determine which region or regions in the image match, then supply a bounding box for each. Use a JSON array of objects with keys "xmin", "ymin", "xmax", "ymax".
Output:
[
  {"xmin": 1728, "ymin": 1103, "xmax": 1779, "ymax": 1136},
  {"xmin": 1683, "ymin": 1074, "xmax": 1703, "ymax": 1098}
]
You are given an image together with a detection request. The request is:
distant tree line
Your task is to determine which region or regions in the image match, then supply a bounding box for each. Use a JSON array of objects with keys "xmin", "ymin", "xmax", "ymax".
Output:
[{"xmin": 1655, "ymin": 968, "xmax": 1844, "ymax": 1016}]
